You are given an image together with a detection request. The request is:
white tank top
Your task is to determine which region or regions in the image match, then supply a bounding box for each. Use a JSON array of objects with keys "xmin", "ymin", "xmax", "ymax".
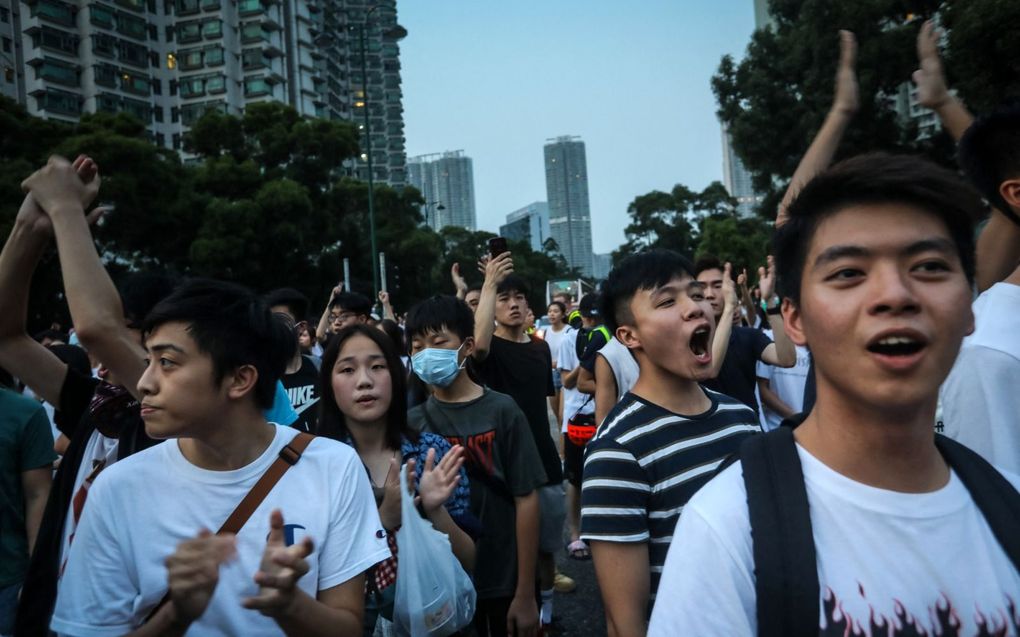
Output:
[{"xmin": 599, "ymin": 337, "xmax": 639, "ymax": 401}]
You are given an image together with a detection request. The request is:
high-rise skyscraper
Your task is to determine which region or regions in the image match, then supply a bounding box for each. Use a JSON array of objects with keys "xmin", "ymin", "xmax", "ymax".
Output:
[
  {"xmin": 6, "ymin": 0, "xmax": 407, "ymax": 184},
  {"xmin": 499, "ymin": 201, "xmax": 549, "ymax": 252},
  {"xmin": 407, "ymin": 150, "xmax": 477, "ymax": 231},
  {"xmin": 544, "ymin": 135, "xmax": 593, "ymax": 277},
  {"xmin": 721, "ymin": 124, "xmax": 764, "ymax": 218}
]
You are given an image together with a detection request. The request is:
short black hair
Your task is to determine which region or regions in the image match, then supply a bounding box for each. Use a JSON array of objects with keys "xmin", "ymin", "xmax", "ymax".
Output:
[
  {"xmin": 774, "ymin": 152, "xmax": 982, "ymax": 306},
  {"xmin": 958, "ymin": 105, "xmax": 1020, "ymax": 216},
  {"xmin": 330, "ymin": 291, "xmax": 372, "ymax": 316},
  {"xmin": 317, "ymin": 324, "xmax": 413, "ymax": 449},
  {"xmin": 466, "ymin": 285, "xmax": 482, "ymax": 295},
  {"xmin": 548, "ymin": 300, "xmax": 567, "ymax": 316},
  {"xmin": 141, "ymin": 278, "xmax": 293, "ymax": 410},
  {"xmin": 496, "ymin": 274, "xmax": 529, "ymax": 298},
  {"xmin": 119, "ymin": 272, "xmax": 178, "ymax": 329},
  {"xmin": 378, "ymin": 318, "xmax": 405, "ymax": 353},
  {"xmin": 48, "ymin": 343, "xmax": 92, "ymax": 377},
  {"xmin": 405, "ymin": 295, "xmax": 474, "ymax": 345},
  {"xmin": 600, "ymin": 249, "xmax": 696, "ymax": 333},
  {"xmin": 264, "ymin": 287, "xmax": 309, "ymax": 322},
  {"xmin": 693, "ymin": 255, "xmax": 724, "ymax": 278}
]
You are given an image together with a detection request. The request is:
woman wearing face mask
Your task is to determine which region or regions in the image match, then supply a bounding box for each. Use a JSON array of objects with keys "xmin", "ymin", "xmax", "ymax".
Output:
[{"xmin": 318, "ymin": 325, "xmax": 476, "ymax": 635}]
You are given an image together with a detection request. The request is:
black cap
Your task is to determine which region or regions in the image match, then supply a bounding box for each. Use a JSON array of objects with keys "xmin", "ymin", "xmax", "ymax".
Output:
[{"xmin": 579, "ymin": 293, "xmax": 600, "ymax": 318}]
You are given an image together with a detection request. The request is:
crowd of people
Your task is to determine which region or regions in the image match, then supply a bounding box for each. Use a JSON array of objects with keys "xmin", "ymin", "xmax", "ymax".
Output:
[{"xmin": 1, "ymin": 22, "xmax": 1018, "ymax": 637}]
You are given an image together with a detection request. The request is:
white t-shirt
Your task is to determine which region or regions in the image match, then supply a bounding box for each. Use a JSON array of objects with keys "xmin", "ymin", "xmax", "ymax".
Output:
[
  {"xmin": 755, "ymin": 330, "xmax": 811, "ymax": 431},
  {"xmin": 940, "ymin": 282, "xmax": 1020, "ymax": 474},
  {"xmin": 59, "ymin": 430, "xmax": 119, "ymax": 569},
  {"xmin": 649, "ymin": 444, "xmax": 1020, "ymax": 636},
  {"xmin": 52, "ymin": 424, "xmax": 390, "ymax": 637},
  {"xmin": 557, "ymin": 331, "xmax": 594, "ymax": 433},
  {"xmin": 544, "ymin": 325, "xmax": 573, "ymax": 368}
]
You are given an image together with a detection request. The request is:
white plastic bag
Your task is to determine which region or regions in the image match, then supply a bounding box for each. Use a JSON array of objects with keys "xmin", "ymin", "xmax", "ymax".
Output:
[{"xmin": 392, "ymin": 463, "xmax": 476, "ymax": 637}]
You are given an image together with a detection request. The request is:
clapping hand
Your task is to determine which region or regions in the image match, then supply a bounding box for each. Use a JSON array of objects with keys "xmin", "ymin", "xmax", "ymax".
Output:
[
  {"xmin": 833, "ymin": 30, "xmax": 859, "ymax": 116},
  {"xmin": 243, "ymin": 509, "xmax": 314, "ymax": 618},
  {"xmin": 912, "ymin": 20, "xmax": 949, "ymax": 110},
  {"xmin": 407, "ymin": 445, "xmax": 466, "ymax": 515},
  {"xmin": 165, "ymin": 529, "xmax": 237, "ymax": 624}
]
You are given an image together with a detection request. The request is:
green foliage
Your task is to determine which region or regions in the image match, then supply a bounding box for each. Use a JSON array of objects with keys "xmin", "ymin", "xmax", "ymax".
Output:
[
  {"xmin": 695, "ymin": 215, "xmax": 773, "ymax": 273},
  {"xmin": 940, "ymin": 0, "xmax": 1020, "ymax": 113},
  {"xmin": 613, "ymin": 181, "xmax": 737, "ymax": 265}
]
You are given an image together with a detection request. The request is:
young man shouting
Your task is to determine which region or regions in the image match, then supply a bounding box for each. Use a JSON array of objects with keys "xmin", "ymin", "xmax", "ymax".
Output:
[
  {"xmin": 649, "ymin": 154, "xmax": 1020, "ymax": 636},
  {"xmin": 580, "ymin": 249, "xmax": 759, "ymax": 636},
  {"xmin": 51, "ymin": 279, "xmax": 389, "ymax": 636}
]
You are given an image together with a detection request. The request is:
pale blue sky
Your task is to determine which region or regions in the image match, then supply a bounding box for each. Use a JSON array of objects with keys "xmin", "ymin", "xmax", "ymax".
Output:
[{"xmin": 399, "ymin": 1, "xmax": 758, "ymax": 253}]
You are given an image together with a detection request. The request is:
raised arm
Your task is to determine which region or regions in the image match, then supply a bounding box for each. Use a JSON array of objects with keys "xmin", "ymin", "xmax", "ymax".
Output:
[
  {"xmin": 708, "ymin": 263, "xmax": 737, "ymax": 379},
  {"xmin": 912, "ymin": 20, "xmax": 972, "ymax": 142},
  {"xmin": 777, "ymin": 30, "xmax": 858, "ymax": 227},
  {"xmin": 315, "ymin": 286, "xmax": 341, "ymax": 343},
  {"xmin": 450, "ymin": 262, "xmax": 468, "ymax": 300},
  {"xmin": 758, "ymin": 256, "xmax": 796, "ymax": 368},
  {"xmin": 472, "ymin": 252, "xmax": 513, "ymax": 362},
  {"xmin": 378, "ymin": 291, "xmax": 396, "ymax": 322},
  {"xmin": 24, "ymin": 156, "xmax": 147, "ymax": 400},
  {"xmin": 0, "ymin": 158, "xmax": 100, "ymax": 406}
]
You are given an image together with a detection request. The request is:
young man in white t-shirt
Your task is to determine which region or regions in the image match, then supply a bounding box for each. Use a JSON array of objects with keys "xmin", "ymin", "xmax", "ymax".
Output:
[
  {"xmin": 649, "ymin": 153, "xmax": 1020, "ymax": 636},
  {"xmin": 50, "ymin": 279, "xmax": 389, "ymax": 636}
]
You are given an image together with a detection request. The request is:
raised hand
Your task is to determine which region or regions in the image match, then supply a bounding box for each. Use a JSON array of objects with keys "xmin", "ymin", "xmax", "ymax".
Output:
[
  {"xmin": 758, "ymin": 255, "xmax": 777, "ymax": 302},
  {"xmin": 833, "ymin": 30, "xmax": 859, "ymax": 116},
  {"xmin": 482, "ymin": 251, "xmax": 513, "ymax": 287},
  {"xmin": 721, "ymin": 262, "xmax": 737, "ymax": 311},
  {"xmin": 165, "ymin": 529, "xmax": 237, "ymax": 624},
  {"xmin": 912, "ymin": 20, "xmax": 949, "ymax": 110},
  {"xmin": 378, "ymin": 290, "xmax": 390, "ymax": 306},
  {"xmin": 21, "ymin": 155, "xmax": 101, "ymax": 216},
  {"xmin": 18, "ymin": 156, "xmax": 104, "ymax": 235},
  {"xmin": 450, "ymin": 262, "xmax": 468, "ymax": 294},
  {"xmin": 243, "ymin": 509, "xmax": 313, "ymax": 618},
  {"xmin": 377, "ymin": 456, "xmax": 402, "ymax": 531},
  {"xmin": 410, "ymin": 446, "xmax": 466, "ymax": 515}
]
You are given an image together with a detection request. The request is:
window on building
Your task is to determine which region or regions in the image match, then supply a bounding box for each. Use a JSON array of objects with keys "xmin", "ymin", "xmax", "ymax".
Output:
[
  {"xmin": 179, "ymin": 48, "xmax": 202, "ymax": 69},
  {"xmin": 169, "ymin": 79, "xmax": 177, "ymax": 95},
  {"xmin": 38, "ymin": 27, "xmax": 79, "ymax": 54},
  {"xmin": 117, "ymin": 12, "xmax": 148, "ymax": 40},
  {"xmin": 0, "ymin": 7, "xmax": 9, "ymax": 23},
  {"xmin": 120, "ymin": 71, "xmax": 150, "ymax": 95},
  {"xmin": 32, "ymin": 0, "xmax": 75, "ymax": 27},
  {"xmin": 93, "ymin": 63, "xmax": 117, "ymax": 87},
  {"xmin": 118, "ymin": 41, "xmax": 148, "ymax": 67},
  {"xmin": 205, "ymin": 73, "xmax": 224, "ymax": 93},
  {"xmin": 114, "ymin": 0, "xmax": 145, "ymax": 13},
  {"xmin": 154, "ymin": 106, "xmax": 164, "ymax": 122},
  {"xmin": 238, "ymin": 0, "xmax": 260, "ymax": 15},
  {"xmin": 177, "ymin": 22, "xmax": 200, "ymax": 43},
  {"xmin": 201, "ymin": 19, "xmax": 222, "ymax": 38},
  {"xmin": 180, "ymin": 76, "xmax": 205, "ymax": 98},
  {"xmin": 241, "ymin": 47, "xmax": 266, "ymax": 69},
  {"xmin": 155, "ymin": 132, "xmax": 165, "ymax": 146},
  {"xmin": 201, "ymin": 0, "xmax": 219, "ymax": 11},
  {"xmin": 37, "ymin": 58, "xmax": 79, "ymax": 86},
  {"xmin": 40, "ymin": 89, "xmax": 81, "ymax": 115},
  {"xmin": 204, "ymin": 45, "xmax": 223, "ymax": 66},
  {"xmin": 89, "ymin": 4, "xmax": 115, "ymax": 28},
  {"xmin": 170, "ymin": 106, "xmax": 179, "ymax": 122},
  {"xmin": 240, "ymin": 22, "xmax": 265, "ymax": 43},
  {"xmin": 122, "ymin": 97, "xmax": 150, "ymax": 121},
  {"xmin": 244, "ymin": 76, "xmax": 269, "ymax": 96},
  {"xmin": 3, "ymin": 37, "xmax": 12, "ymax": 53},
  {"xmin": 175, "ymin": 0, "xmax": 198, "ymax": 14},
  {"xmin": 172, "ymin": 133, "xmax": 181, "ymax": 149},
  {"xmin": 96, "ymin": 92, "xmax": 120, "ymax": 113}
]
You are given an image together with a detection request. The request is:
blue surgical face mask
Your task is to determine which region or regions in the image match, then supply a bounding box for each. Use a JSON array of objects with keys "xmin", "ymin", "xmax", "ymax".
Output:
[{"xmin": 411, "ymin": 343, "xmax": 465, "ymax": 388}]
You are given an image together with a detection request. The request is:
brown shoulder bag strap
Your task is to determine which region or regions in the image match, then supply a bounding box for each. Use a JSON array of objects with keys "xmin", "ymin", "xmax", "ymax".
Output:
[{"xmin": 144, "ymin": 432, "xmax": 315, "ymax": 623}]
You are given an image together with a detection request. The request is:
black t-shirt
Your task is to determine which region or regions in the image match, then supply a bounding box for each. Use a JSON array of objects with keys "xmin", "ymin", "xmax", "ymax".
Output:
[
  {"xmin": 281, "ymin": 355, "xmax": 320, "ymax": 434},
  {"xmin": 475, "ymin": 335, "xmax": 563, "ymax": 485},
  {"xmin": 579, "ymin": 327, "xmax": 610, "ymax": 373},
  {"xmin": 16, "ymin": 368, "xmax": 155, "ymax": 636},
  {"xmin": 702, "ymin": 326, "xmax": 772, "ymax": 413}
]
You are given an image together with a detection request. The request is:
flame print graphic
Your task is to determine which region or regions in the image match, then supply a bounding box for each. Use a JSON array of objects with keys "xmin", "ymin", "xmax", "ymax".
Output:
[{"xmin": 819, "ymin": 586, "xmax": 1019, "ymax": 636}]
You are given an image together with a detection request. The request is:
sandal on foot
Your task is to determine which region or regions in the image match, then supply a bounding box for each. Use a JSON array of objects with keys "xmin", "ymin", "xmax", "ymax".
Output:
[{"xmin": 566, "ymin": 539, "xmax": 591, "ymax": 561}]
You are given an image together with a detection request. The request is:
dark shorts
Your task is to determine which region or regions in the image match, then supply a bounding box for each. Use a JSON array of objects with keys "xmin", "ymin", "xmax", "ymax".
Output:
[
  {"xmin": 564, "ymin": 434, "xmax": 585, "ymax": 488},
  {"xmin": 551, "ymin": 368, "xmax": 562, "ymax": 391}
]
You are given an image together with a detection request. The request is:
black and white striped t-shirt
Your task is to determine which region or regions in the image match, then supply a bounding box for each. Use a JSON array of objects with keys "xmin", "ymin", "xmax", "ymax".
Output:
[{"xmin": 579, "ymin": 389, "xmax": 758, "ymax": 600}]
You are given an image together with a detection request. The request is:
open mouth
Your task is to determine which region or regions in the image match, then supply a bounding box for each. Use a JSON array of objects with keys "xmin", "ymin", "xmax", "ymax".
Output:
[
  {"xmin": 689, "ymin": 325, "xmax": 711, "ymax": 360},
  {"xmin": 866, "ymin": 335, "xmax": 926, "ymax": 357}
]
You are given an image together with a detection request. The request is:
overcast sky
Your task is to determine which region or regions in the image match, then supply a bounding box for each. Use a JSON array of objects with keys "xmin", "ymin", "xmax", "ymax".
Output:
[{"xmin": 398, "ymin": 0, "xmax": 759, "ymax": 253}]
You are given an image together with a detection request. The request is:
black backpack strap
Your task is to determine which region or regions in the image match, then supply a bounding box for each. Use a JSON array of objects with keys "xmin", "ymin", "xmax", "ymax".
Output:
[
  {"xmin": 935, "ymin": 434, "xmax": 1020, "ymax": 572},
  {"xmin": 739, "ymin": 427, "xmax": 819, "ymax": 637}
]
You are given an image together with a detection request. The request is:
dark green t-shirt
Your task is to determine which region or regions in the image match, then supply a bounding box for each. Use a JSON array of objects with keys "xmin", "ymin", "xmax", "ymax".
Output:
[
  {"xmin": 408, "ymin": 388, "xmax": 547, "ymax": 600},
  {"xmin": 0, "ymin": 388, "xmax": 56, "ymax": 587}
]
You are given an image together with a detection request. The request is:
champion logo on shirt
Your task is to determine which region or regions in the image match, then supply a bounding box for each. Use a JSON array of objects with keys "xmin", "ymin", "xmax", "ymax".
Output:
[{"xmin": 266, "ymin": 524, "xmax": 308, "ymax": 547}]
